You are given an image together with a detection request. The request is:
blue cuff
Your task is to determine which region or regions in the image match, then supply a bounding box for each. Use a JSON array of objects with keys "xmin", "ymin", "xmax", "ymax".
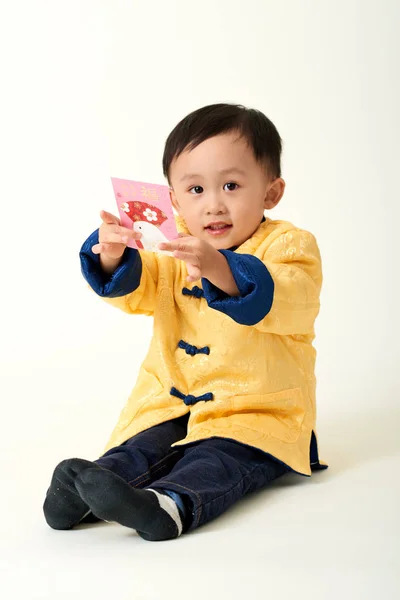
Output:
[
  {"xmin": 201, "ymin": 250, "xmax": 274, "ymax": 325},
  {"xmin": 79, "ymin": 229, "xmax": 142, "ymax": 298}
]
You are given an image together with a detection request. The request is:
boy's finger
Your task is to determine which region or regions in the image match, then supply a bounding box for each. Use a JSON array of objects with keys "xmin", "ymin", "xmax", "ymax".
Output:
[
  {"xmin": 101, "ymin": 233, "xmax": 127, "ymax": 245},
  {"xmin": 92, "ymin": 242, "xmax": 124, "ymax": 255},
  {"xmin": 100, "ymin": 210, "xmax": 120, "ymax": 225},
  {"xmin": 158, "ymin": 240, "xmax": 188, "ymax": 252},
  {"xmin": 118, "ymin": 226, "xmax": 142, "ymax": 239},
  {"xmin": 102, "ymin": 231, "xmax": 142, "ymax": 244},
  {"xmin": 92, "ymin": 243, "xmax": 109, "ymax": 254},
  {"xmin": 172, "ymin": 250, "xmax": 198, "ymax": 264},
  {"xmin": 186, "ymin": 266, "xmax": 201, "ymax": 282},
  {"xmin": 157, "ymin": 242, "xmax": 172, "ymax": 251}
]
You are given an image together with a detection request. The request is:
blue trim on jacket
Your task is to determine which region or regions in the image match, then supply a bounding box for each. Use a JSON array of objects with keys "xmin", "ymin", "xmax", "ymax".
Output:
[
  {"xmin": 201, "ymin": 251, "xmax": 275, "ymax": 326},
  {"xmin": 79, "ymin": 229, "xmax": 142, "ymax": 298}
]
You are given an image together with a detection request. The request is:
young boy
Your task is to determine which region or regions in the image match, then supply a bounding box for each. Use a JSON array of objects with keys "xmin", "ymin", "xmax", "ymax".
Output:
[{"xmin": 43, "ymin": 103, "xmax": 327, "ymax": 541}]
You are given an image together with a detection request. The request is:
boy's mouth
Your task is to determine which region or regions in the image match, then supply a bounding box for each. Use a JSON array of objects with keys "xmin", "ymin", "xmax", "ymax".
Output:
[{"xmin": 205, "ymin": 222, "xmax": 232, "ymax": 236}]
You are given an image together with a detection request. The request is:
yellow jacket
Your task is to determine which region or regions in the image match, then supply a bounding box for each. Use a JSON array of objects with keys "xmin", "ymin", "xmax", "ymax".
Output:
[{"xmin": 84, "ymin": 217, "xmax": 325, "ymax": 476}]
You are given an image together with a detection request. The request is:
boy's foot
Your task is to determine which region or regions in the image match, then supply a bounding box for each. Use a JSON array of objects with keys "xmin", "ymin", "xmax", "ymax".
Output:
[
  {"xmin": 74, "ymin": 466, "xmax": 183, "ymax": 541},
  {"xmin": 43, "ymin": 458, "xmax": 100, "ymax": 530}
]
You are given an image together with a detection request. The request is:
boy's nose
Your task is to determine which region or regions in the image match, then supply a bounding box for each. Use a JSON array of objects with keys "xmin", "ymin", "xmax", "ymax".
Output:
[{"xmin": 206, "ymin": 193, "xmax": 227, "ymax": 215}]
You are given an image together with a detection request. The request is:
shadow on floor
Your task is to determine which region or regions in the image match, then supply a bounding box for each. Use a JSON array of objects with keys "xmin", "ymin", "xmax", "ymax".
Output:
[{"xmin": 188, "ymin": 404, "xmax": 400, "ymax": 534}]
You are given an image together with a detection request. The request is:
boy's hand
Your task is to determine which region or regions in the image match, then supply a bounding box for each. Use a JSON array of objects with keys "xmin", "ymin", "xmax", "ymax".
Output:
[
  {"xmin": 92, "ymin": 210, "xmax": 142, "ymax": 258},
  {"xmin": 158, "ymin": 236, "xmax": 219, "ymax": 282},
  {"xmin": 157, "ymin": 237, "xmax": 239, "ymax": 300},
  {"xmin": 92, "ymin": 210, "xmax": 142, "ymax": 275}
]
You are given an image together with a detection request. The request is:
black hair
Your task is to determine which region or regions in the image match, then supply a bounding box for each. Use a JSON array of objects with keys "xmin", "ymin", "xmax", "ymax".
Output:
[{"xmin": 162, "ymin": 103, "xmax": 282, "ymax": 182}]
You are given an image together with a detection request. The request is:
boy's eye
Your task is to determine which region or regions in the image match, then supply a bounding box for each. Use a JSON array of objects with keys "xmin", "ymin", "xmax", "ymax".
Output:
[
  {"xmin": 224, "ymin": 182, "xmax": 238, "ymax": 191},
  {"xmin": 189, "ymin": 186, "xmax": 204, "ymax": 194}
]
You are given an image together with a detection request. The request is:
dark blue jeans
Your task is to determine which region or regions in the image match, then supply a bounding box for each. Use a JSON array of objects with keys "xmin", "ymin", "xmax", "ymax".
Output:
[{"xmin": 95, "ymin": 415, "xmax": 288, "ymax": 531}]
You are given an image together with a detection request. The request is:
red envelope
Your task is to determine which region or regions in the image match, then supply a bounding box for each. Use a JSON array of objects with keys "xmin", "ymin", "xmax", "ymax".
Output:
[{"xmin": 111, "ymin": 177, "xmax": 179, "ymax": 252}]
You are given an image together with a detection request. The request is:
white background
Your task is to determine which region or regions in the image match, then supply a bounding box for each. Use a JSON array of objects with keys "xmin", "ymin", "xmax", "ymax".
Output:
[{"xmin": 0, "ymin": 1, "xmax": 399, "ymax": 598}]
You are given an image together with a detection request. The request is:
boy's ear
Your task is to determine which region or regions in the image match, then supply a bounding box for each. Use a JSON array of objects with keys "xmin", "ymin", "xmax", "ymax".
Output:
[
  {"xmin": 264, "ymin": 178, "xmax": 285, "ymax": 210},
  {"xmin": 169, "ymin": 188, "xmax": 180, "ymax": 213}
]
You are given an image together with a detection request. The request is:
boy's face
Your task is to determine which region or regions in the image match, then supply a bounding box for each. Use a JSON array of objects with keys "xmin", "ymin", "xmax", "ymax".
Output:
[{"xmin": 169, "ymin": 131, "xmax": 285, "ymax": 250}]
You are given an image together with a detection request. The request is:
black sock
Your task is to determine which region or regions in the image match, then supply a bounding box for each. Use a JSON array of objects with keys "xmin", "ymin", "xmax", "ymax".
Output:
[
  {"xmin": 74, "ymin": 466, "xmax": 183, "ymax": 541},
  {"xmin": 43, "ymin": 458, "xmax": 100, "ymax": 530}
]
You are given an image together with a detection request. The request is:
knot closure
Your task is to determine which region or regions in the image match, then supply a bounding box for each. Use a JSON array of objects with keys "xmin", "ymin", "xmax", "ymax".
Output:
[
  {"xmin": 178, "ymin": 340, "xmax": 210, "ymax": 356},
  {"xmin": 170, "ymin": 386, "xmax": 214, "ymax": 406},
  {"xmin": 182, "ymin": 286, "xmax": 204, "ymax": 299}
]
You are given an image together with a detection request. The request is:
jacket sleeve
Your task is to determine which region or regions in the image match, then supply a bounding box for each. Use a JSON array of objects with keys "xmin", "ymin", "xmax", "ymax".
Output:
[
  {"xmin": 79, "ymin": 229, "xmax": 160, "ymax": 316},
  {"xmin": 201, "ymin": 229, "xmax": 322, "ymax": 335}
]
